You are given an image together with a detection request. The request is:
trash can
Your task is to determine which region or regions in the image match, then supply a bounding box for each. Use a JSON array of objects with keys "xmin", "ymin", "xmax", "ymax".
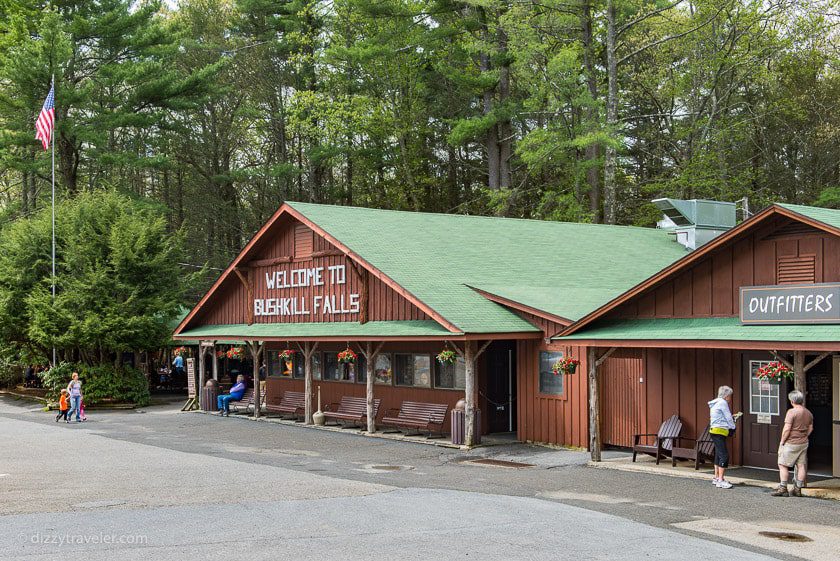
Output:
[
  {"xmin": 201, "ymin": 382, "xmax": 219, "ymax": 412},
  {"xmin": 451, "ymin": 408, "xmax": 481, "ymax": 446}
]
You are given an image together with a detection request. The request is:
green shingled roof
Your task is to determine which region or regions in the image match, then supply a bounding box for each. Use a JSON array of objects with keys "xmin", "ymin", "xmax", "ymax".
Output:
[
  {"xmin": 176, "ymin": 320, "xmax": 460, "ymax": 339},
  {"xmin": 555, "ymin": 317, "xmax": 840, "ymax": 342},
  {"xmin": 778, "ymin": 203, "xmax": 840, "ymax": 231},
  {"xmin": 287, "ymin": 202, "xmax": 688, "ymax": 333}
]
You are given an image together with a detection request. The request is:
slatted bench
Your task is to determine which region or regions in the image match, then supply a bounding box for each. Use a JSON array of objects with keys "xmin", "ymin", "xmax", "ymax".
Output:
[
  {"xmin": 380, "ymin": 401, "xmax": 449, "ymax": 438},
  {"xmin": 632, "ymin": 414, "xmax": 682, "ymax": 465},
  {"xmin": 671, "ymin": 425, "xmax": 715, "ymax": 469},
  {"xmin": 266, "ymin": 390, "xmax": 307, "ymax": 420},
  {"xmin": 323, "ymin": 396, "xmax": 380, "ymax": 428},
  {"xmin": 229, "ymin": 388, "xmax": 254, "ymax": 413}
]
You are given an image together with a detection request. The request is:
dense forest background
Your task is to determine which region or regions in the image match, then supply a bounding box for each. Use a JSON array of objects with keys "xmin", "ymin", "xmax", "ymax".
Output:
[{"xmin": 2, "ymin": 0, "xmax": 840, "ymax": 289}]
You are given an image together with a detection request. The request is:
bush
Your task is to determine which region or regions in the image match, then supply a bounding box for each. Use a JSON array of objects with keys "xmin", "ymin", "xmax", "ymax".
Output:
[{"xmin": 40, "ymin": 362, "xmax": 150, "ymax": 406}]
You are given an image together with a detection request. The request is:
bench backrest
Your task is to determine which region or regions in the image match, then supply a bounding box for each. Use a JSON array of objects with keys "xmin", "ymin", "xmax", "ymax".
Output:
[
  {"xmin": 280, "ymin": 391, "xmax": 306, "ymax": 408},
  {"xmin": 397, "ymin": 401, "xmax": 449, "ymax": 425},
  {"xmin": 338, "ymin": 396, "xmax": 380, "ymax": 417},
  {"xmin": 696, "ymin": 425, "xmax": 715, "ymax": 456},
  {"xmin": 240, "ymin": 388, "xmax": 254, "ymax": 403},
  {"xmin": 657, "ymin": 414, "xmax": 682, "ymax": 451}
]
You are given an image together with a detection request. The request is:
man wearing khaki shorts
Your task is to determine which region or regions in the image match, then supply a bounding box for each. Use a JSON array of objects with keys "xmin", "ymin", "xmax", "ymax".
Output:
[{"xmin": 771, "ymin": 390, "xmax": 813, "ymax": 497}]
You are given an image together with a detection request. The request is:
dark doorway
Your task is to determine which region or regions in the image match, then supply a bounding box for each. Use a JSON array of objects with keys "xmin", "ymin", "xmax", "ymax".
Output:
[
  {"xmin": 741, "ymin": 353, "xmax": 789, "ymax": 469},
  {"xmin": 482, "ymin": 341, "xmax": 517, "ymax": 434},
  {"xmin": 805, "ymin": 356, "xmax": 833, "ymax": 476}
]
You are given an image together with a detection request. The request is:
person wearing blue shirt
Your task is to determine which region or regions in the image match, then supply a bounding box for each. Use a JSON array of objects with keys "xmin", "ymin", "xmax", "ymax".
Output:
[
  {"xmin": 172, "ymin": 353, "xmax": 184, "ymax": 374},
  {"xmin": 217, "ymin": 375, "xmax": 246, "ymax": 416}
]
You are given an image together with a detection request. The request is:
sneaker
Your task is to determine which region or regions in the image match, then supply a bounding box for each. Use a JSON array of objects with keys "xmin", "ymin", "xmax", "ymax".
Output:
[
  {"xmin": 790, "ymin": 486, "xmax": 802, "ymax": 497},
  {"xmin": 716, "ymin": 480, "xmax": 733, "ymax": 489},
  {"xmin": 712, "ymin": 478, "xmax": 720, "ymax": 485},
  {"xmin": 770, "ymin": 485, "xmax": 789, "ymax": 497}
]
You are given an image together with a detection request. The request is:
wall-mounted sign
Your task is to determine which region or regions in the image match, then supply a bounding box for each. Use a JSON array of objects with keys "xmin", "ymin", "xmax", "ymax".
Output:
[
  {"xmin": 253, "ymin": 264, "xmax": 360, "ymax": 318},
  {"xmin": 756, "ymin": 413, "xmax": 771, "ymax": 425},
  {"xmin": 740, "ymin": 282, "xmax": 840, "ymax": 325},
  {"xmin": 186, "ymin": 358, "xmax": 196, "ymax": 398}
]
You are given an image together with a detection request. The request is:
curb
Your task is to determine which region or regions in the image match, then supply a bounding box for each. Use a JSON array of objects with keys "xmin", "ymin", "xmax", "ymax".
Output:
[{"xmin": 588, "ymin": 459, "xmax": 840, "ymax": 501}]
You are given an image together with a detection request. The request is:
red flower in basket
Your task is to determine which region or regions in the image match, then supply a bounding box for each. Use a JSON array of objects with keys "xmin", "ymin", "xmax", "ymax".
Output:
[
  {"xmin": 226, "ymin": 347, "xmax": 244, "ymax": 360},
  {"xmin": 216, "ymin": 350, "xmax": 226, "ymax": 359},
  {"xmin": 337, "ymin": 348, "xmax": 357, "ymax": 364},
  {"xmin": 755, "ymin": 361, "xmax": 792, "ymax": 383},
  {"xmin": 552, "ymin": 356, "xmax": 580, "ymax": 376},
  {"xmin": 278, "ymin": 349, "xmax": 295, "ymax": 362}
]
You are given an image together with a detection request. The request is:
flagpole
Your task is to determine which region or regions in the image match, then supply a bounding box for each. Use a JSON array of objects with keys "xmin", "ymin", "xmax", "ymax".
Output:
[{"xmin": 51, "ymin": 74, "xmax": 56, "ymax": 368}]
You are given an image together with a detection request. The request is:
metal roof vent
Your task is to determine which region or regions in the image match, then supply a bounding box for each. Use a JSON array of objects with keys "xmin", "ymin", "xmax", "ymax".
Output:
[{"xmin": 653, "ymin": 198, "xmax": 736, "ymax": 251}]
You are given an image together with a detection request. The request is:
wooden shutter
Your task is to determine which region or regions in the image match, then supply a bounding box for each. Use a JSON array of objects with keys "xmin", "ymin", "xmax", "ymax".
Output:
[
  {"xmin": 294, "ymin": 224, "xmax": 313, "ymax": 259},
  {"xmin": 777, "ymin": 255, "xmax": 815, "ymax": 284}
]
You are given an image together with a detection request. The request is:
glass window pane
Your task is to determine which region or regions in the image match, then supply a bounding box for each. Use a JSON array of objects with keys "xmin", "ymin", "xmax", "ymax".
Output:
[
  {"xmin": 413, "ymin": 355, "xmax": 431, "ymax": 388},
  {"xmin": 539, "ymin": 351, "xmax": 564, "ymax": 395},
  {"xmin": 353, "ymin": 355, "xmax": 367, "ymax": 383},
  {"xmin": 293, "ymin": 354, "xmax": 304, "ymax": 379},
  {"xmin": 770, "ymin": 397, "xmax": 779, "ymax": 416},
  {"xmin": 761, "ymin": 396, "xmax": 769, "ymax": 413},
  {"xmin": 395, "ymin": 354, "xmax": 413, "ymax": 386},
  {"xmin": 324, "ymin": 353, "xmax": 341, "ymax": 381},
  {"xmin": 751, "ymin": 396, "xmax": 761, "ymax": 413},
  {"xmin": 312, "ymin": 353, "xmax": 322, "ymax": 381},
  {"xmin": 374, "ymin": 354, "xmax": 392, "ymax": 385}
]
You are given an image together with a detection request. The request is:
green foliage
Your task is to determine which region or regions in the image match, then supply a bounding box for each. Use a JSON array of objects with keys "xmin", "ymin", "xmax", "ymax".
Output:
[
  {"xmin": 0, "ymin": 191, "xmax": 194, "ymax": 363},
  {"xmin": 39, "ymin": 362, "xmax": 150, "ymax": 406}
]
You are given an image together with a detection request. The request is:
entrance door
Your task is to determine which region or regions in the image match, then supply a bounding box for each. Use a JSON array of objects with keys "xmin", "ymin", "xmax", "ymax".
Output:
[
  {"xmin": 742, "ymin": 354, "xmax": 789, "ymax": 469},
  {"xmin": 483, "ymin": 341, "xmax": 516, "ymax": 434}
]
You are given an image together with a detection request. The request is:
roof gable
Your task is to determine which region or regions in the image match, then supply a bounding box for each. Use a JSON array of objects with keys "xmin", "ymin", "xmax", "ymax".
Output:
[{"xmin": 558, "ymin": 203, "xmax": 840, "ymax": 338}]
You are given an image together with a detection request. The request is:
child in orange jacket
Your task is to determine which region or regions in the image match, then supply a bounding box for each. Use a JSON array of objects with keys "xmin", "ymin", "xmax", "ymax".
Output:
[{"xmin": 55, "ymin": 389, "xmax": 70, "ymax": 423}]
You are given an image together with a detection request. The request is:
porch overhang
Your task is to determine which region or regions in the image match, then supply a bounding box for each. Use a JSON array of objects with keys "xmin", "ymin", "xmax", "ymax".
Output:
[
  {"xmin": 173, "ymin": 320, "xmax": 542, "ymax": 342},
  {"xmin": 554, "ymin": 317, "xmax": 840, "ymax": 352}
]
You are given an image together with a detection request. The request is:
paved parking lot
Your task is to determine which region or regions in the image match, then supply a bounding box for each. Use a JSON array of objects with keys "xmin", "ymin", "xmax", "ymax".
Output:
[{"xmin": 1, "ymin": 396, "xmax": 837, "ymax": 560}]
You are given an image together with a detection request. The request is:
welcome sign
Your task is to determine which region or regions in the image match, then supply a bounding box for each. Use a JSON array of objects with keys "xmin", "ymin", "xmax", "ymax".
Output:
[{"xmin": 740, "ymin": 283, "xmax": 840, "ymax": 325}]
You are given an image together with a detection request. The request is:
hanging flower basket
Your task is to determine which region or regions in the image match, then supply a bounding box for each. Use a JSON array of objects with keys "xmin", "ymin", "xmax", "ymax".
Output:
[
  {"xmin": 173, "ymin": 346, "xmax": 187, "ymax": 357},
  {"xmin": 755, "ymin": 361, "xmax": 793, "ymax": 383},
  {"xmin": 436, "ymin": 349, "xmax": 458, "ymax": 365},
  {"xmin": 337, "ymin": 348, "xmax": 357, "ymax": 364},
  {"xmin": 216, "ymin": 350, "xmax": 226, "ymax": 359},
  {"xmin": 552, "ymin": 357, "xmax": 580, "ymax": 376},
  {"xmin": 278, "ymin": 349, "xmax": 296, "ymax": 362},
  {"xmin": 226, "ymin": 347, "xmax": 245, "ymax": 360}
]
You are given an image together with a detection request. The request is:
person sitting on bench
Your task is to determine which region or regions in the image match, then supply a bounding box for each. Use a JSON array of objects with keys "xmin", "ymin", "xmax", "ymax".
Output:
[{"xmin": 217, "ymin": 375, "xmax": 246, "ymax": 416}]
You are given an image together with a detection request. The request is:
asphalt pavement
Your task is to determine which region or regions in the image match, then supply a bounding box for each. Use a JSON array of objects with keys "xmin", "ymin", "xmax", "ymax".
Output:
[{"xmin": 1, "ymin": 395, "xmax": 838, "ymax": 560}]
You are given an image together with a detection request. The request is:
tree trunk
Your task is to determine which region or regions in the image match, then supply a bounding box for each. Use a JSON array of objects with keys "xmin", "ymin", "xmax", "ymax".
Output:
[
  {"xmin": 581, "ymin": 0, "xmax": 601, "ymax": 222},
  {"xmin": 464, "ymin": 340, "xmax": 476, "ymax": 446},
  {"xmin": 366, "ymin": 341, "xmax": 375, "ymax": 433},
  {"xmin": 588, "ymin": 347, "xmax": 601, "ymax": 461},
  {"xmin": 604, "ymin": 0, "xmax": 618, "ymax": 225},
  {"xmin": 497, "ymin": 24, "xmax": 511, "ymax": 190}
]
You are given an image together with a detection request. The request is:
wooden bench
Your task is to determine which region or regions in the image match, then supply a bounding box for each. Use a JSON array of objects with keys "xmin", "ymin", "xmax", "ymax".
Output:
[
  {"xmin": 231, "ymin": 388, "xmax": 266, "ymax": 414},
  {"xmin": 381, "ymin": 401, "xmax": 449, "ymax": 438},
  {"xmin": 671, "ymin": 425, "xmax": 715, "ymax": 469},
  {"xmin": 266, "ymin": 391, "xmax": 307, "ymax": 420},
  {"xmin": 323, "ymin": 396, "xmax": 380, "ymax": 428},
  {"xmin": 632, "ymin": 414, "xmax": 682, "ymax": 465}
]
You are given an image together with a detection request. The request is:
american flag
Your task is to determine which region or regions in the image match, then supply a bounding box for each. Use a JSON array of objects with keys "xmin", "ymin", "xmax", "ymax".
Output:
[{"xmin": 35, "ymin": 83, "xmax": 55, "ymax": 151}]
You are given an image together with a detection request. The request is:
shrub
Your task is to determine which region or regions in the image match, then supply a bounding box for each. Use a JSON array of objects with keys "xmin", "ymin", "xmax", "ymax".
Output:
[{"xmin": 40, "ymin": 362, "xmax": 150, "ymax": 406}]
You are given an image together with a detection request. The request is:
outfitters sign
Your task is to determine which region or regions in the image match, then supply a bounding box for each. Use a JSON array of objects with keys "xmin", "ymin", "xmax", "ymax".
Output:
[{"xmin": 740, "ymin": 283, "xmax": 840, "ymax": 325}]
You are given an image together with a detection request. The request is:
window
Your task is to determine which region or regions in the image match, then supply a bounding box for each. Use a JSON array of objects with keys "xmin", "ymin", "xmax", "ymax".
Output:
[
  {"xmin": 394, "ymin": 354, "xmax": 431, "ymax": 388},
  {"xmin": 749, "ymin": 360, "xmax": 780, "ymax": 415},
  {"xmin": 539, "ymin": 351, "xmax": 564, "ymax": 395},
  {"xmin": 293, "ymin": 354, "xmax": 304, "ymax": 379},
  {"xmin": 352, "ymin": 355, "xmax": 370, "ymax": 383},
  {"xmin": 324, "ymin": 352, "xmax": 365, "ymax": 382},
  {"xmin": 267, "ymin": 350, "xmax": 287, "ymax": 377},
  {"xmin": 435, "ymin": 357, "xmax": 466, "ymax": 390},
  {"xmin": 373, "ymin": 354, "xmax": 393, "ymax": 385},
  {"xmin": 311, "ymin": 353, "xmax": 322, "ymax": 381}
]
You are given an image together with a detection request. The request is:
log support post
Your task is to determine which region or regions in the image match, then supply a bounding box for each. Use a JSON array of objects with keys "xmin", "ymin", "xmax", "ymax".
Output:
[
  {"xmin": 248, "ymin": 340, "xmax": 264, "ymax": 418},
  {"xmin": 454, "ymin": 340, "xmax": 492, "ymax": 447},
  {"xmin": 771, "ymin": 350, "xmax": 830, "ymax": 406},
  {"xmin": 588, "ymin": 346, "xmax": 616, "ymax": 462},
  {"xmin": 356, "ymin": 341, "xmax": 385, "ymax": 433},
  {"xmin": 198, "ymin": 341, "xmax": 206, "ymax": 408},
  {"xmin": 297, "ymin": 341, "xmax": 320, "ymax": 424},
  {"xmin": 211, "ymin": 340, "xmax": 218, "ymax": 380}
]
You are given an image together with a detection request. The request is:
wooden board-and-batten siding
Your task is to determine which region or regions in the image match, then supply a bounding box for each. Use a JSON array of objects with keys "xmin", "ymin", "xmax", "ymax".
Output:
[
  {"xmin": 516, "ymin": 340, "xmax": 589, "ymax": 449},
  {"xmin": 193, "ymin": 216, "xmax": 430, "ymax": 326},
  {"xmin": 613, "ymin": 216, "xmax": 840, "ymax": 320}
]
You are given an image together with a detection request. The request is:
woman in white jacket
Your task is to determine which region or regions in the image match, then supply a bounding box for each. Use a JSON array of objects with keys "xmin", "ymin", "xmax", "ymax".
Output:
[{"xmin": 708, "ymin": 386, "xmax": 739, "ymax": 489}]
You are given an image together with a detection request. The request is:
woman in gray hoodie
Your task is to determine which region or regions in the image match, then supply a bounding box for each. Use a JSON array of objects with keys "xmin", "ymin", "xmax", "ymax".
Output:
[{"xmin": 708, "ymin": 386, "xmax": 738, "ymax": 489}]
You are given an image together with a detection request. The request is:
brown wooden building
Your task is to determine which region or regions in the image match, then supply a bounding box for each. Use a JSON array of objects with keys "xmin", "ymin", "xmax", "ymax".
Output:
[
  {"xmin": 173, "ymin": 201, "xmax": 685, "ymax": 447},
  {"xmin": 559, "ymin": 203, "xmax": 840, "ymax": 477},
  {"xmin": 174, "ymin": 200, "xmax": 839, "ymax": 478}
]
